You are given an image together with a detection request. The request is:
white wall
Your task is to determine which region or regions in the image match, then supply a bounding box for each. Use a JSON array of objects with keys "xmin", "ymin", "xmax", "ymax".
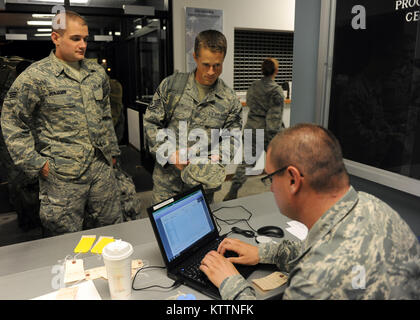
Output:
[{"xmin": 172, "ymin": 0, "xmax": 295, "ymax": 88}]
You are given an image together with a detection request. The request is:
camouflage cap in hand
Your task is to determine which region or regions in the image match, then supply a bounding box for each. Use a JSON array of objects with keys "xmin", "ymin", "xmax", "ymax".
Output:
[{"xmin": 181, "ymin": 162, "xmax": 226, "ymax": 190}]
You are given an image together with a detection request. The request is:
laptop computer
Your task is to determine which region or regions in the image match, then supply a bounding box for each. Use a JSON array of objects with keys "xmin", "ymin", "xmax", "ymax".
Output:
[{"xmin": 147, "ymin": 185, "xmax": 256, "ymax": 299}]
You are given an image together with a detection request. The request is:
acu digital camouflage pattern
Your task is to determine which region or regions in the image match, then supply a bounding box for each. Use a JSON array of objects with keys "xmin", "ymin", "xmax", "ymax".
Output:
[
  {"xmin": 0, "ymin": 58, "xmax": 17, "ymax": 107},
  {"xmin": 220, "ymin": 186, "xmax": 420, "ymax": 300},
  {"xmin": 230, "ymin": 76, "xmax": 285, "ymax": 189},
  {"xmin": 181, "ymin": 161, "xmax": 226, "ymax": 191},
  {"xmin": 113, "ymin": 163, "xmax": 142, "ymax": 221},
  {"xmin": 143, "ymin": 71, "xmax": 242, "ymax": 204},
  {"xmin": 0, "ymin": 56, "xmax": 40, "ymax": 230},
  {"xmin": 109, "ymin": 78, "xmax": 125, "ymax": 144},
  {"xmin": 1, "ymin": 51, "xmax": 122, "ymax": 235},
  {"xmin": 109, "ymin": 78, "xmax": 123, "ymax": 127},
  {"xmin": 0, "ymin": 57, "xmax": 19, "ymax": 176},
  {"xmin": 1, "ymin": 51, "xmax": 120, "ymax": 180},
  {"xmin": 39, "ymin": 155, "xmax": 122, "ymax": 235}
]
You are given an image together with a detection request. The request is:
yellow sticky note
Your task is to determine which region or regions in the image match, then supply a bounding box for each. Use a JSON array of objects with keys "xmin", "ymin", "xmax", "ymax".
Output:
[
  {"xmin": 74, "ymin": 235, "xmax": 96, "ymax": 253},
  {"xmin": 91, "ymin": 236, "xmax": 114, "ymax": 254}
]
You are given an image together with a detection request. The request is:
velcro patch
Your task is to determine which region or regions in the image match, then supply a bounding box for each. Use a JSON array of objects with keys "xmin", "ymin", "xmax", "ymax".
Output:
[{"xmin": 48, "ymin": 90, "xmax": 67, "ymax": 97}]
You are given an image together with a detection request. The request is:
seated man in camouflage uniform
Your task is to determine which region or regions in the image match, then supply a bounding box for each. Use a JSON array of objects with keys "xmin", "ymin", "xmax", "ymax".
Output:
[
  {"xmin": 224, "ymin": 58, "xmax": 285, "ymax": 201},
  {"xmin": 144, "ymin": 30, "xmax": 242, "ymax": 204},
  {"xmin": 200, "ymin": 123, "xmax": 420, "ymax": 299},
  {"xmin": 1, "ymin": 11, "xmax": 122, "ymax": 236}
]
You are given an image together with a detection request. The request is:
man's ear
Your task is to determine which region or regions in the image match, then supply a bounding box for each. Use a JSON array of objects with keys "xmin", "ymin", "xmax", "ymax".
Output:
[
  {"xmin": 287, "ymin": 166, "xmax": 302, "ymax": 194},
  {"xmin": 51, "ymin": 31, "xmax": 60, "ymax": 46}
]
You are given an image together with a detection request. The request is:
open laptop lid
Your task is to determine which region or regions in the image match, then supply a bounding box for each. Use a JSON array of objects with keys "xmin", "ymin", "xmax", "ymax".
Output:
[{"xmin": 147, "ymin": 185, "xmax": 219, "ymax": 270}]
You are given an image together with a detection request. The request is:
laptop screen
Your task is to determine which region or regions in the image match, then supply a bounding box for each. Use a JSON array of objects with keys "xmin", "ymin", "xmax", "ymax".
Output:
[{"xmin": 150, "ymin": 188, "xmax": 216, "ymax": 263}]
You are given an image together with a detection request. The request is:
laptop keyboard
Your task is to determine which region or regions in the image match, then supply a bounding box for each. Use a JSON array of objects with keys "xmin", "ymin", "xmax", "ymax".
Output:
[
  {"xmin": 179, "ymin": 237, "xmax": 224, "ymax": 285},
  {"xmin": 178, "ymin": 236, "xmax": 256, "ymax": 289}
]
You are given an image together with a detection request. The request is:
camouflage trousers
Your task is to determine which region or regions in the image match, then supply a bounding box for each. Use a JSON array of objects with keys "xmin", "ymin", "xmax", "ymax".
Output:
[
  {"xmin": 39, "ymin": 155, "xmax": 123, "ymax": 236},
  {"xmin": 152, "ymin": 164, "xmax": 215, "ymax": 205}
]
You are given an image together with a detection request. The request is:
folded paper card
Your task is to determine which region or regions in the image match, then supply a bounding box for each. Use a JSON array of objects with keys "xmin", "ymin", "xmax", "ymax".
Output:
[
  {"xmin": 32, "ymin": 280, "xmax": 101, "ymax": 300},
  {"xmin": 64, "ymin": 259, "xmax": 85, "ymax": 284},
  {"xmin": 252, "ymin": 271, "xmax": 288, "ymax": 291}
]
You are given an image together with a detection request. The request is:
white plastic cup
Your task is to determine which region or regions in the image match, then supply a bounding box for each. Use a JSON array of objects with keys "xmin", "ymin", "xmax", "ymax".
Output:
[{"xmin": 102, "ymin": 240, "xmax": 134, "ymax": 300}]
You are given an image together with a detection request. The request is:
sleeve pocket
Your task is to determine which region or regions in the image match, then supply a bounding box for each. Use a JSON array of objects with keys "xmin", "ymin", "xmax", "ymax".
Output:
[{"xmin": 94, "ymin": 87, "xmax": 103, "ymax": 101}]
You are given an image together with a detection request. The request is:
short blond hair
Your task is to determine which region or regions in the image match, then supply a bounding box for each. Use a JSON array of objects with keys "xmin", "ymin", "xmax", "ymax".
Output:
[{"xmin": 52, "ymin": 10, "xmax": 87, "ymax": 35}]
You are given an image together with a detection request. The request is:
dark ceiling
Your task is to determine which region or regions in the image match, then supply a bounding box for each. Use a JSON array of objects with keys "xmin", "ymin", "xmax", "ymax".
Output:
[{"xmin": 0, "ymin": 0, "xmax": 168, "ymax": 39}]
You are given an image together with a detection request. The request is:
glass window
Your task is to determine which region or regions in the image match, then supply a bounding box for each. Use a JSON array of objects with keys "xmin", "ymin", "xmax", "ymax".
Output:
[{"xmin": 328, "ymin": 0, "xmax": 420, "ymax": 180}]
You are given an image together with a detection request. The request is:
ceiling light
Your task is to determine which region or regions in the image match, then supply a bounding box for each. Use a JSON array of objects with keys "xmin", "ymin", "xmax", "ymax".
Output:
[
  {"xmin": 30, "ymin": 0, "xmax": 89, "ymax": 3},
  {"xmin": 34, "ymin": 33, "xmax": 52, "ymax": 37},
  {"xmin": 27, "ymin": 21, "xmax": 53, "ymax": 26},
  {"xmin": 37, "ymin": 28, "xmax": 52, "ymax": 32},
  {"xmin": 6, "ymin": 34, "xmax": 27, "ymax": 41},
  {"xmin": 32, "ymin": 14, "xmax": 55, "ymax": 18},
  {"xmin": 29, "ymin": 0, "xmax": 64, "ymax": 3}
]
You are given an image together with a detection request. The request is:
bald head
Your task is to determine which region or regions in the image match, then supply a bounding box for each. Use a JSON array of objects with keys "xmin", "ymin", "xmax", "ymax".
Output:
[{"xmin": 268, "ymin": 123, "xmax": 349, "ymax": 193}]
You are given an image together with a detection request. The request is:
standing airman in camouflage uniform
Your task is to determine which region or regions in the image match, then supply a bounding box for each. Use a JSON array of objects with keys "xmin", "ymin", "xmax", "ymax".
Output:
[
  {"xmin": 0, "ymin": 57, "xmax": 40, "ymax": 230},
  {"xmin": 224, "ymin": 58, "xmax": 285, "ymax": 201},
  {"xmin": 200, "ymin": 124, "xmax": 420, "ymax": 299},
  {"xmin": 1, "ymin": 11, "xmax": 122, "ymax": 236},
  {"xmin": 0, "ymin": 57, "xmax": 19, "ymax": 184},
  {"xmin": 144, "ymin": 30, "xmax": 242, "ymax": 204}
]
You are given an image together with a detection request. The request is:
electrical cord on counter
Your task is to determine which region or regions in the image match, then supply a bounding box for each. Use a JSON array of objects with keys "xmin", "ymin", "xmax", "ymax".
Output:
[
  {"xmin": 132, "ymin": 265, "xmax": 183, "ymax": 291},
  {"xmin": 212, "ymin": 205, "xmax": 258, "ymax": 235}
]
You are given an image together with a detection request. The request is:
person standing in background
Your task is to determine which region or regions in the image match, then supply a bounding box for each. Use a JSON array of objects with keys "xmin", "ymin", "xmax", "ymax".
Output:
[
  {"xmin": 1, "ymin": 10, "xmax": 123, "ymax": 236},
  {"xmin": 224, "ymin": 58, "xmax": 285, "ymax": 201}
]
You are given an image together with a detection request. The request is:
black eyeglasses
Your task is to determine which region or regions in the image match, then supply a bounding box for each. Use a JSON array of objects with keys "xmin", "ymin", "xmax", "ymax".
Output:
[{"xmin": 261, "ymin": 165, "xmax": 304, "ymax": 187}]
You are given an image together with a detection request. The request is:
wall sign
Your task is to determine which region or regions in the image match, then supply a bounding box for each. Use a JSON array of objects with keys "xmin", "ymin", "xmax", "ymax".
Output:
[{"xmin": 185, "ymin": 7, "xmax": 223, "ymax": 72}]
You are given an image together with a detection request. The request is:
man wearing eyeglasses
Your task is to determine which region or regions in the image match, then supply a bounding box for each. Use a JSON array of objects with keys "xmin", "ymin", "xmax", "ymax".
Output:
[{"xmin": 200, "ymin": 123, "xmax": 420, "ymax": 299}]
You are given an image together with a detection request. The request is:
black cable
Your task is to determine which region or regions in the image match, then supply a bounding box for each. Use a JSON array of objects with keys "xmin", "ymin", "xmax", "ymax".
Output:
[
  {"xmin": 212, "ymin": 205, "xmax": 258, "ymax": 234},
  {"xmin": 132, "ymin": 265, "xmax": 183, "ymax": 291}
]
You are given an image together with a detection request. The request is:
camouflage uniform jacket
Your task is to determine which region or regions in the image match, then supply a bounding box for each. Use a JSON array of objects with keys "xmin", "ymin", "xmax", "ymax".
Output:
[
  {"xmin": 245, "ymin": 76, "xmax": 284, "ymax": 145},
  {"xmin": 220, "ymin": 186, "xmax": 420, "ymax": 300},
  {"xmin": 1, "ymin": 51, "xmax": 120, "ymax": 180},
  {"xmin": 143, "ymin": 71, "xmax": 243, "ymax": 165}
]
